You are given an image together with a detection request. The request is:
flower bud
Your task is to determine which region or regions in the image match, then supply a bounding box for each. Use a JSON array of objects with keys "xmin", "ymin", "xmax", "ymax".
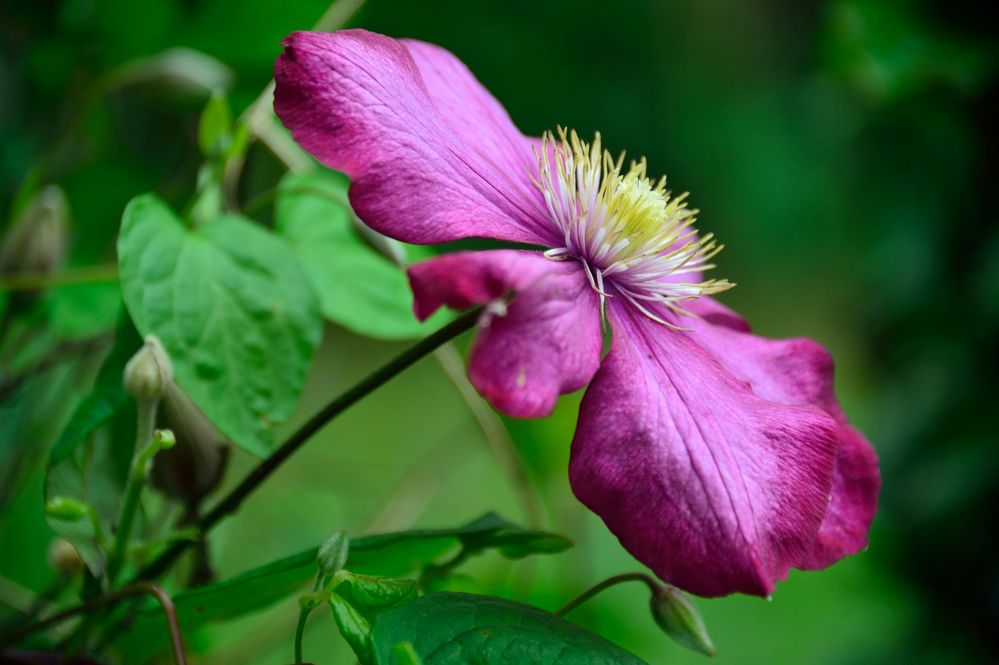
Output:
[
  {"xmin": 151, "ymin": 381, "xmax": 229, "ymax": 509},
  {"xmin": 317, "ymin": 529, "xmax": 349, "ymax": 576},
  {"xmin": 0, "ymin": 185, "xmax": 68, "ymax": 276},
  {"xmin": 47, "ymin": 538, "xmax": 84, "ymax": 575},
  {"xmin": 123, "ymin": 336, "xmax": 173, "ymax": 401},
  {"xmin": 650, "ymin": 585, "xmax": 716, "ymax": 656}
]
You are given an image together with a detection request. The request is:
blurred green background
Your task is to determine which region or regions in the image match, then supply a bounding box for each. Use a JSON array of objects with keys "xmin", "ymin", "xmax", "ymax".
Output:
[{"xmin": 1, "ymin": 0, "xmax": 997, "ymax": 663}]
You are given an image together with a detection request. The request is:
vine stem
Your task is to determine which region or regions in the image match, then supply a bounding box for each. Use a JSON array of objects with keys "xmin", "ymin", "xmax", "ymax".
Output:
[
  {"xmin": 0, "ymin": 264, "xmax": 118, "ymax": 291},
  {"xmin": 555, "ymin": 572, "xmax": 661, "ymax": 617},
  {"xmin": 105, "ymin": 399, "xmax": 159, "ymax": 585},
  {"xmin": 1, "ymin": 583, "xmax": 187, "ymax": 665},
  {"xmin": 137, "ymin": 307, "xmax": 481, "ymax": 581},
  {"xmin": 293, "ymin": 606, "xmax": 310, "ymax": 664}
]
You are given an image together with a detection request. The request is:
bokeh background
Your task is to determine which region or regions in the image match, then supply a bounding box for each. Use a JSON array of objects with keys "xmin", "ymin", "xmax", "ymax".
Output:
[{"xmin": 2, "ymin": 0, "xmax": 997, "ymax": 663}]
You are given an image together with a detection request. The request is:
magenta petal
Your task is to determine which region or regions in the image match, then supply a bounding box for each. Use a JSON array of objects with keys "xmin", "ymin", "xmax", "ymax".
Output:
[
  {"xmin": 408, "ymin": 251, "xmax": 603, "ymax": 418},
  {"xmin": 686, "ymin": 298, "xmax": 880, "ymax": 570},
  {"xmin": 569, "ymin": 301, "xmax": 838, "ymax": 597},
  {"xmin": 274, "ymin": 30, "xmax": 554, "ymax": 246}
]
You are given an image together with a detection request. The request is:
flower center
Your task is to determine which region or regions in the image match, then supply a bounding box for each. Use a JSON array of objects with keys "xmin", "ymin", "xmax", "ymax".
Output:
[{"xmin": 534, "ymin": 128, "xmax": 732, "ymax": 326}]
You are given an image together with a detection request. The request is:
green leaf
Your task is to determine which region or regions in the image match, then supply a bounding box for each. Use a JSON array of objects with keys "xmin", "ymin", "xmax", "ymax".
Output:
[
  {"xmin": 390, "ymin": 642, "xmax": 424, "ymax": 665},
  {"xmin": 372, "ymin": 593, "xmax": 648, "ymax": 665},
  {"xmin": 197, "ymin": 90, "xmax": 232, "ymax": 158},
  {"xmin": 117, "ymin": 194, "xmax": 322, "ymax": 456},
  {"xmin": 454, "ymin": 512, "xmax": 573, "ymax": 559},
  {"xmin": 335, "ymin": 572, "xmax": 417, "ymax": 621},
  {"xmin": 119, "ymin": 514, "xmax": 571, "ymax": 659},
  {"xmin": 330, "ymin": 592, "xmax": 375, "ymax": 665},
  {"xmin": 274, "ymin": 171, "xmax": 449, "ymax": 340}
]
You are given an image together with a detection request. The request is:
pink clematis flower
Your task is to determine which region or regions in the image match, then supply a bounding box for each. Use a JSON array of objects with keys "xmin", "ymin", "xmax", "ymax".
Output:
[{"xmin": 274, "ymin": 29, "xmax": 880, "ymax": 597}]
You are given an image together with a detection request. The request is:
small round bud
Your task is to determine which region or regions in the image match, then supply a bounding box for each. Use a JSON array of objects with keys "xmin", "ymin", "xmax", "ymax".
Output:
[
  {"xmin": 650, "ymin": 585, "xmax": 716, "ymax": 656},
  {"xmin": 47, "ymin": 538, "xmax": 84, "ymax": 576},
  {"xmin": 317, "ymin": 529, "xmax": 349, "ymax": 576},
  {"xmin": 45, "ymin": 496, "xmax": 91, "ymax": 522},
  {"xmin": 124, "ymin": 336, "xmax": 173, "ymax": 401}
]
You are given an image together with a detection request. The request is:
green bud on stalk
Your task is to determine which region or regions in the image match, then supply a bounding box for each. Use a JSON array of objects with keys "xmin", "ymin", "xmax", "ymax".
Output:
[
  {"xmin": 649, "ymin": 585, "xmax": 716, "ymax": 656},
  {"xmin": 317, "ymin": 529, "xmax": 350, "ymax": 576},
  {"xmin": 0, "ymin": 185, "xmax": 68, "ymax": 277},
  {"xmin": 123, "ymin": 336, "xmax": 173, "ymax": 402}
]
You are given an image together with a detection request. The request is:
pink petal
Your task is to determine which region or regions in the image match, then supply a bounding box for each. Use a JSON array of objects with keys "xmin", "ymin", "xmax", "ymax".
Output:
[
  {"xmin": 274, "ymin": 30, "xmax": 554, "ymax": 246},
  {"xmin": 686, "ymin": 298, "xmax": 880, "ymax": 570},
  {"xmin": 569, "ymin": 300, "xmax": 839, "ymax": 597},
  {"xmin": 408, "ymin": 251, "xmax": 603, "ymax": 418}
]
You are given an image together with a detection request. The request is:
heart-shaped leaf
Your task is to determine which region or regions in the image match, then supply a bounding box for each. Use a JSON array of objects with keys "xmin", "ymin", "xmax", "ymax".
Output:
[{"xmin": 117, "ymin": 194, "xmax": 321, "ymax": 456}]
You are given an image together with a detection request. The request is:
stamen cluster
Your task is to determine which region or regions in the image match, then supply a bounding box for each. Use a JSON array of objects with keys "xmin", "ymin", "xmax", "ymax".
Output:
[{"xmin": 535, "ymin": 128, "xmax": 732, "ymax": 326}]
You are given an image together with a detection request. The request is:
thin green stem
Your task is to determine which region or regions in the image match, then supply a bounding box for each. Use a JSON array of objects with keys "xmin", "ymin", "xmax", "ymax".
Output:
[
  {"xmin": 555, "ymin": 573, "xmax": 661, "ymax": 617},
  {"xmin": 0, "ymin": 264, "xmax": 118, "ymax": 291},
  {"xmin": 293, "ymin": 606, "xmax": 310, "ymax": 664},
  {"xmin": 105, "ymin": 401, "xmax": 159, "ymax": 586}
]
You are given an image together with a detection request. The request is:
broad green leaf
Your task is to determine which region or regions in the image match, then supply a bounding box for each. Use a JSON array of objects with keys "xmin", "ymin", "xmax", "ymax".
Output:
[
  {"xmin": 274, "ymin": 171, "xmax": 449, "ymax": 340},
  {"xmin": 330, "ymin": 592, "xmax": 375, "ymax": 665},
  {"xmin": 117, "ymin": 194, "xmax": 322, "ymax": 456},
  {"xmin": 120, "ymin": 514, "xmax": 571, "ymax": 658},
  {"xmin": 372, "ymin": 592, "xmax": 648, "ymax": 665}
]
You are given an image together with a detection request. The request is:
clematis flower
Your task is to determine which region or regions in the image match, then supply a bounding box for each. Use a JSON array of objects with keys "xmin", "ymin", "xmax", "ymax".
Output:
[{"xmin": 274, "ymin": 29, "xmax": 880, "ymax": 597}]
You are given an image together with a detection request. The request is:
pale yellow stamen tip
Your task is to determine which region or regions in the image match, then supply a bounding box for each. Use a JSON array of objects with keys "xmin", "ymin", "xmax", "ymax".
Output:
[{"xmin": 534, "ymin": 127, "xmax": 733, "ymax": 328}]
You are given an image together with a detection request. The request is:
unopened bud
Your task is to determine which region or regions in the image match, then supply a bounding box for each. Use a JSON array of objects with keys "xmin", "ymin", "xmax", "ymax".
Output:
[
  {"xmin": 650, "ymin": 585, "xmax": 716, "ymax": 656},
  {"xmin": 124, "ymin": 336, "xmax": 173, "ymax": 401},
  {"xmin": 48, "ymin": 538, "xmax": 84, "ymax": 575},
  {"xmin": 0, "ymin": 185, "xmax": 68, "ymax": 276},
  {"xmin": 317, "ymin": 529, "xmax": 349, "ymax": 576},
  {"xmin": 151, "ymin": 381, "xmax": 229, "ymax": 507},
  {"xmin": 45, "ymin": 496, "xmax": 90, "ymax": 522}
]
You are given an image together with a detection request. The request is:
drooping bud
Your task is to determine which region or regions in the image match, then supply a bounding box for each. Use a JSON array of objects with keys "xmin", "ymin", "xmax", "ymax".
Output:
[
  {"xmin": 317, "ymin": 529, "xmax": 350, "ymax": 576},
  {"xmin": 47, "ymin": 538, "xmax": 84, "ymax": 575},
  {"xmin": 649, "ymin": 585, "xmax": 716, "ymax": 656},
  {"xmin": 151, "ymin": 381, "xmax": 230, "ymax": 510},
  {"xmin": 0, "ymin": 185, "xmax": 68, "ymax": 276},
  {"xmin": 123, "ymin": 336, "xmax": 173, "ymax": 401}
]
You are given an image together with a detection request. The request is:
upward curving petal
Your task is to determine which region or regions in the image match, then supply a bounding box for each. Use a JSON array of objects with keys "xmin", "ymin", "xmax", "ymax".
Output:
[
  {"xmin": 274, "ymin": 30, "xmax": 555, "ymax": 246},
  {"xmin": 569, "ymin": 300, "xmax": 838, "ymax": 597},
  {"xmin": 686, "ymin": 298, "xmax": 880, "ymax": 570},
  {"xmin": 408, "ymin": 251, "xmax": 603, "ymax": 418}
]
